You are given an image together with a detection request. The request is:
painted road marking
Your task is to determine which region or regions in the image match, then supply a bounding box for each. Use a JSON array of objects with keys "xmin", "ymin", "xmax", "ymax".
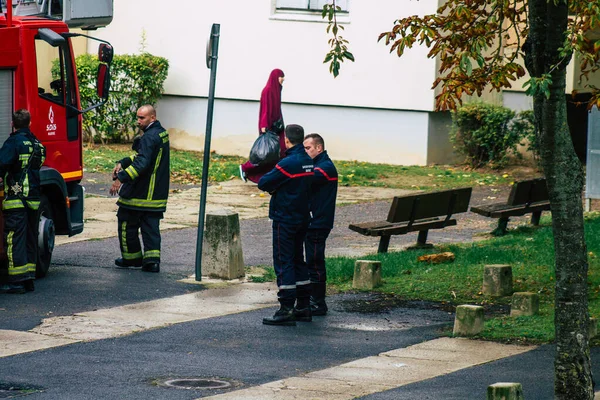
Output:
[
  {"xmin": 203, "ymin": 337, "xmax": 535, "ymax": 400},
  {"xmin": 0, "ymin": 282, "xmax": 276, "ymax": 356}
]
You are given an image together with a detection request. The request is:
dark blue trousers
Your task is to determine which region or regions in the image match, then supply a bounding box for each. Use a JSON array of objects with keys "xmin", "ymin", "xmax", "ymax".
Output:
[
  {"xmin": 272, "ymin": 221, "xmax": 310, "ymax": 307},
  {"xmin": 305, "ymin": 228, "xmax": 330, "ymax": 284}
]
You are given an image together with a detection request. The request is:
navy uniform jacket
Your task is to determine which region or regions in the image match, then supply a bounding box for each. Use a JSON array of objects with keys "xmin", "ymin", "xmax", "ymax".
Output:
[
  {"xmin": 0, "ymin": 128, "xmax": 46, "ymax": 211},
  {"xmin": 308, "ymin": 150, "xmax": 338, "ymax": 230},
  {"xmin": 258, "ymin": 144, "xmax": 314, "ymax": 225},
  {"xmin": 117, "ymin": 121, "xmax": 170, "ymax": 212}
]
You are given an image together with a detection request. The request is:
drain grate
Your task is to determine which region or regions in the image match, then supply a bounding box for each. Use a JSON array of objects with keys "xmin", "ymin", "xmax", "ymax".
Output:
[
  {"xmin": 161, "ymin": 378, "xmax": 233, "ymax": 390},
  {"xmin": 0, "ymin": 382, "xmax": 43, "ymax": 398}
]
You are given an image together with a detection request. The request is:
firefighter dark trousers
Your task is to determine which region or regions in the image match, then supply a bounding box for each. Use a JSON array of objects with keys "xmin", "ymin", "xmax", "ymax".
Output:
[
  {"xmin": 117, "ymin": 208, "xmax": 163, "ymax": 266},
  {"xmin": 2, "ymin": 208, "xmax": 37, "ymax": 283},
  {"xmin": 272, "ymin": 221, "xmax": 310, "ymax": 307},
  {"xmin": 305, "ymin": 228, "xmax": 330, "ymax": 284}
]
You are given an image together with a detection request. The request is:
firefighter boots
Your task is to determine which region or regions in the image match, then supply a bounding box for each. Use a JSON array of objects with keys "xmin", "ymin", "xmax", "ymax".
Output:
[
  {"xmin": 310, "ymin": 282, "xmax": 328, "ymax": 316},
  {"xmin": 115, "ymin": 258, "xmax": 142, "ymax": 269},
  {"xmin": 142, "ymin": 263, "xmax": 160, "ymax": 273},
  {"xmin": 262, "ymin": 305, "xmax": 296, "ymax": 326}
]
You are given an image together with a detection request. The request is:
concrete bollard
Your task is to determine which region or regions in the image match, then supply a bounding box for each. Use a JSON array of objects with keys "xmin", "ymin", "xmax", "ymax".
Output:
[
  {"xmin": 453, "ymin": 305, "xmax": 484, "ymax": 336},
  {"xmin": 590, "ymin": 317, "xmax": 598, "ymax": 339},
  {"xmin": 487, "ymin": 382, "xmax": 524, "ymax": 400},
  {"xmin": 352, "ymin": 260, "xmax": 382, "ymax": 290},
  {"xmin": 201, "ymin": 210, "xmax": 245, "ymax": 280},
  {"xmin": 482, "ymin": 264, "xmax": 513, "ymax": 297},
  {"xmin": 510, "ymin": 292, "xmax": 539, "ymax": 317}
]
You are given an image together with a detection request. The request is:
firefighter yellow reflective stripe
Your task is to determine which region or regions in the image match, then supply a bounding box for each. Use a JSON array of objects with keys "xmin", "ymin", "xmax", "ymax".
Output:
[
  {"xmin": 26, "ymin": 200, "xmax": 40, "ymax": 210},
  {"xmin": 144, "ymin": 250, "xmax": 160, "ymax": 259},
  {"xmin": 121, "ymin": 221, "xmax": 128, "ymax": 254},
  {"xmin": 147, "ymin": 148, "xmax": 162, "ymax": 200},
  {"xmin": 160, "ymin": 130, "xmax": 169, "ymax": 144},
  {"xmin": 3, "ymin": 199, "xmax": 24, "ymax": 210},
  {"xmin": 129, "ymin": 155, "xmax": 135, "ymax": 161},
  {"xmin": 123, "ymin": 251, "xmax": 142, "ymax": 260},
  {"xmin": 23, "ymin": 174, "xmax": 29, "ymax": 197},
  {"xmin": 125, "ymin": 166, "xmax": 139, "ymax": 180},
  {"xmin": 26, "ymin": 263, "xmax": 36, "ymax": 273},
  {"xmin": 7, "ymin": 231, "xmax": 14, "ymax": 271},
  {"xmin": 117, "ymin": 198, "xmax": 167, "ymax": 209}
]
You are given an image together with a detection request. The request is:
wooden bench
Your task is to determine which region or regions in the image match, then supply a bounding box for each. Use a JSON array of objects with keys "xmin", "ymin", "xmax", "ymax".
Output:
[
  {"xmin": 470, "ymin": 178, "xmax": 550, "ymax": 235},
  {"xmin": 348, "ymin": 187, "xmax": 472, "ymax": 253}
]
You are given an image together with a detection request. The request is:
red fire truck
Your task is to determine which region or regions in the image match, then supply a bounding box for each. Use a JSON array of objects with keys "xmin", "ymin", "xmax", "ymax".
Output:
[{"xmin": 0, "ymin": 0, "xmax": 113, "ymax": 277}]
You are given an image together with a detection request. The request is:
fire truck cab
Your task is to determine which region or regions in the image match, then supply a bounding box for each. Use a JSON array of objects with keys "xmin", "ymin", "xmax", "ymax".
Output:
[{"xmin": 0, "ymin": 0, "xmax": 113, "ymax": 278}]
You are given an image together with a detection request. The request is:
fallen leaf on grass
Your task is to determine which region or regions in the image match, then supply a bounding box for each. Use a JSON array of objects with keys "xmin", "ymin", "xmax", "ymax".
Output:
[{"xmin": 417, "ymin": 252, "xmax": 455, "ymax": 264}]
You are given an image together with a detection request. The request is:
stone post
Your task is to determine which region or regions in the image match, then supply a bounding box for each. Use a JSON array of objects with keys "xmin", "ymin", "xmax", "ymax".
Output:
[
  {"xmin": 482, "ymin": 264, "xmax": 513, "ymax": 297},
  {"xmin": 510, "ymin": 292, "xmax": 539, "ymax": 317},
  {"xmin": 202, "ymin": 210, "xmax": 245, "ymax": 280},
  {"xmin": 487, "ymin": 382, "xmax": 524, "ymax": 400},
  {"xmin": 352, "ymin": 260, "xmax": 382, "ymax": 290},
  {"xmin": 453, "ymin": 305, "xmax": 484, "ymax": 336}
]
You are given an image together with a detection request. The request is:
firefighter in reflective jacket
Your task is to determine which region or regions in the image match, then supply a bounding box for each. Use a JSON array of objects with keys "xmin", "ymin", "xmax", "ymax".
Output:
[
  {"xmin": 110, "ymin": 105, "xmax": 170, "ymax": 273},
  {"xmin": 0, "ymin": 109, "xmax": 46, "ymax": 294}
]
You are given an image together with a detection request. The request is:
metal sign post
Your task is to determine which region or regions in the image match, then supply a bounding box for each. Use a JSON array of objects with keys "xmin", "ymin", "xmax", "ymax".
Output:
[{"xmin": 194, "ymin": 23, "xmax": 220, "ymax": 281}]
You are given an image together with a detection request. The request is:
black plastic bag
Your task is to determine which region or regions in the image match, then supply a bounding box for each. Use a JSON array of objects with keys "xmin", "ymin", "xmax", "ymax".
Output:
[{"xmin": 249, "ymin": 131, "xmax": 280, "ymax": 166}]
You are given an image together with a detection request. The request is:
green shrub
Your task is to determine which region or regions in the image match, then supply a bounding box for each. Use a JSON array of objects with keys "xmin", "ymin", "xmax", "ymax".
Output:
[
  {"xmin": 512, "ymin": 110, "xmax": 539, "ymax": 164},
  {"xmin": 54, "ymin": 53, "xmax": 169, "ymax": 143},
  {"xmin": 450, "ymin": 102, "xmax": 523, "ymax": 168}
]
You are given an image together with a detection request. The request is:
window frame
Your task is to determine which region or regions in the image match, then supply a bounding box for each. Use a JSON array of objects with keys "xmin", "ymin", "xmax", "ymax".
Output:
[{"xmin": 270, "ymin": 0, "xmax": 350, "ymax": 24}]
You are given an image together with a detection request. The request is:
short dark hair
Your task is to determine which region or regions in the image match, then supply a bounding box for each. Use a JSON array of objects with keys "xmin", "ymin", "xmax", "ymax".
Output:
[
  {"xmin": 13, "ymin": 109, "xmax": 31, "ymax": 130},
  {"xmin": 304, "ymin": 133, "xmax": 325, "ymax": 150},
  {"xmin": 285, "ymin": 124, "xmax": 304, "ymax": 145}
]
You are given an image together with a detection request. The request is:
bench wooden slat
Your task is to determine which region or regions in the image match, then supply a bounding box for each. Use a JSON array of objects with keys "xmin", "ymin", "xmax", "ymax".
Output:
[
  {"xmin": 349, "ymin": 217, "xmax": 444, "ymax": 236},
  {"xmin": 368, "ymin": 219, "xmax": 457, "ymax": 237},
  {"xmin": 387, "ymin": 187, "xmax": 472, "ymax": 223},
  {"xmin": 507, "ymin": 177, "xmax": 548, "ymax": 205}
]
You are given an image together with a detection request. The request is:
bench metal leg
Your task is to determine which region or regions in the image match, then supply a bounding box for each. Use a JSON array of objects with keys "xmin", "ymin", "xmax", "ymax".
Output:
[
  {"xmin": 492, "ymin": 217, "xmax": 509, "ymax": 236},
  {"xmin": 531, "ymin": 211, "xmax": 542, "ymax": 226},
  {"xmin": 417, "ymin": 230, "xmax": 429, "ymax": 246},
  {"xmin": 406, "ymin": 230, "xmax": 434, "ymax": 250},
  {"xmin": 378, "ymin": 236, "xmax": 391, "ymax": 253}
]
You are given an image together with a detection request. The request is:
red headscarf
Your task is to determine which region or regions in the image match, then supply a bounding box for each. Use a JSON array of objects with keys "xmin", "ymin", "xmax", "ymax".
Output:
[{"xmin": 258, "ymin": 69, "xmax": 284, "ymax": 133}]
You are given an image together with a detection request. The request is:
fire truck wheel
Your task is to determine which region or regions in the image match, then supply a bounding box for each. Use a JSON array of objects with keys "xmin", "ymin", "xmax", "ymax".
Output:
[{"xmin": 36, "ymin": 195, "xmax": 55, "ymax": 278}]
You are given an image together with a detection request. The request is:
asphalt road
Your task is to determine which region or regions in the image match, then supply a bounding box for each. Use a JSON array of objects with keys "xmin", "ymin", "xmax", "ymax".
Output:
[{"xmin": 2, "ymin": 183, "xmax": 588, "ymax": 399}]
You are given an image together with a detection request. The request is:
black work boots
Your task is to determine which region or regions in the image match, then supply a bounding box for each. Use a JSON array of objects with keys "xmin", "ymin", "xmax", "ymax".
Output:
[
  {"xmin": 310, "ymin": 282, "xmax": 328, "ymax": 315},
  {"xmin": 263, "ymin": 305, "xmax": 296, "ymax": 326},
  {"xmin": 310, "ymin": 297, "xmax": 328, "ymax": 316}
]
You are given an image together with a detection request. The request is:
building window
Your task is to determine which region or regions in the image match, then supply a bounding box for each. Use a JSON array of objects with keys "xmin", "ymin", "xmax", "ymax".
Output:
[
  {"xmin": 272, "ymin": 0, "xmax": 350, "ymax": 23},
  {"xmin": 276, "ymin": 0, "xmax": 349, "ymax": 12}
]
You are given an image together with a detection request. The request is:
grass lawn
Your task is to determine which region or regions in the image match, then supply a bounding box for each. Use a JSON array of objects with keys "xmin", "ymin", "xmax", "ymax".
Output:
[
  {"xmin": 83, "ymin": 144, "xmax": 525, "ymax": 189},
  {"xmin": 319, "ymin": 213, "xmax": 600, "ymax": 345}
]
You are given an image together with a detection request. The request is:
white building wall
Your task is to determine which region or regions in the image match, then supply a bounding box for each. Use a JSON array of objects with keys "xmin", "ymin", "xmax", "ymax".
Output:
[{"xmin": 91, "ymin": 0, "xmax": 441, "ymax": 165}]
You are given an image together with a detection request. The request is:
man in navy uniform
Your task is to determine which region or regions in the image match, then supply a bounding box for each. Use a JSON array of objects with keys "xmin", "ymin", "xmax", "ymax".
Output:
[
  {"xmin": 303, "ymin": 133, "xmax": 338, "ymax": 315},
  {"xmin": 110, "ymin": 105, "xmax": 170, "ymax": 273},
  {"xmin": 0, "ymin": 109, "xmax": 46, "ymax": 294},
  {"xmin": 258, "ymin": 124, "xmax": 314, "ymax": 326}
]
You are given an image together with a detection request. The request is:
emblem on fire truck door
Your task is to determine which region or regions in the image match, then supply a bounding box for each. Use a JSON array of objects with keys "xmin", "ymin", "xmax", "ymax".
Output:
[{"xmin": 47, "ymin": 106, "xmax": 56, "ymax": 135}]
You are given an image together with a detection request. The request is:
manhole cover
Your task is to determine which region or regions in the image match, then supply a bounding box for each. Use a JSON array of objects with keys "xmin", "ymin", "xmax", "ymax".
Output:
[
  {"xmin": 0, "ymin": 382, "xmax": 43, "ymax": 398},
  {"xmin": 162, "ymin": 378, "xmax": 232, "ymax": 390}
]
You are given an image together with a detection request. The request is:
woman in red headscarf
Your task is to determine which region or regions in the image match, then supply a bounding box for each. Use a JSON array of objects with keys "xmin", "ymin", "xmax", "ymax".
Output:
[{"xmin": 240, "ymin": 69, "xmax": 286, "ymax": 183}]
